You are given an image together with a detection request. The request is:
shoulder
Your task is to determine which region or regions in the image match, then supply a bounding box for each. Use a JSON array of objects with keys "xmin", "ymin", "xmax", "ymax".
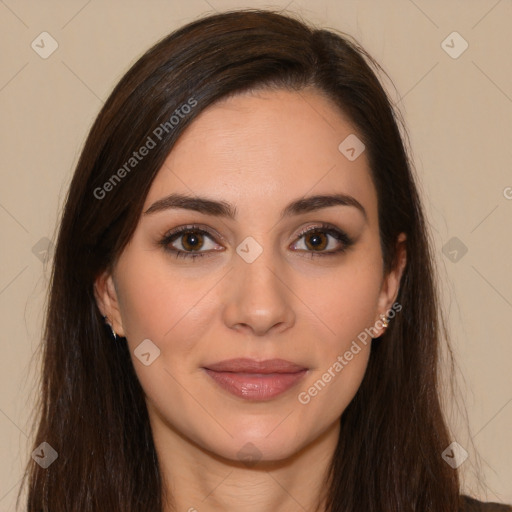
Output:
[{"xmin": 461, "ymin": 495, "xmax": 512, "ymax": 511}]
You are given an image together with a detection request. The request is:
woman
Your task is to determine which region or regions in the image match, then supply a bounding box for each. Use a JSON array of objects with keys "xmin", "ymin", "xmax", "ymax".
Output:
[{"xmin": 19, "ymin": 9, "xmax": 511, "ymax": 512}]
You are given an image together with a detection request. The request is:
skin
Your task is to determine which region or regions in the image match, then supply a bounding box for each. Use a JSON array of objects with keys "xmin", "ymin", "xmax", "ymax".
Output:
[{"xmin": 95, "ymin": 87, "xmax": 406, "ymax": 512}]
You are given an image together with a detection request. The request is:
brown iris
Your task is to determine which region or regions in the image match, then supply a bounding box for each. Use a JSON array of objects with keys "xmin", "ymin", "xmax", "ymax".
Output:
[
  {"xmin": 304, "ymin": 230, "xmax": 328, "ymax": 251},
  {"xmin": 181, "ymin": 231, "xmax": 204, "ymax": 251}
]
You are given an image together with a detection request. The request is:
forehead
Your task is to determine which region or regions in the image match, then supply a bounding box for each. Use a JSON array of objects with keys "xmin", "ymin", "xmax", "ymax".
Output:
[{"xmin": 143, "ymin": 88, "xmax": 377, "ymax": 223}]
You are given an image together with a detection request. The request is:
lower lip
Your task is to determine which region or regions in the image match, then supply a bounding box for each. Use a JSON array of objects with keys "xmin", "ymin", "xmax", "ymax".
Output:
[{"xmin": 203, "ymin": 369, "xmax": 308, "ymax": 400}]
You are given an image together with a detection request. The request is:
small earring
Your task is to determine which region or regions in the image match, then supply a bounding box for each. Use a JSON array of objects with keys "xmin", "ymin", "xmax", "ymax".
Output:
[
  {"xmin": 379, "ymin": 314, "xmax": 389, "ymax": 328},
  {"xmin": 103, "ymin": 315, "xmax": 118, "ymax": 341}
]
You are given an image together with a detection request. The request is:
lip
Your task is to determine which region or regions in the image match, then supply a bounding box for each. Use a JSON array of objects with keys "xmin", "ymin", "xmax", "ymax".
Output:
[
  {"xmin": 203, "ymin": 358, "xmax": 308, "ymax": 401},
  {"xmin": 204, "ymin": 358, "xmax": 307, "ymax": 373}
]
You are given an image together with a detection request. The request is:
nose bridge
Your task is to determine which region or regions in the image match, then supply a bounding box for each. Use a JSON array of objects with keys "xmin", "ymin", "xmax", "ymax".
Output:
[
  {"xmin": 221, "ymin": 234, "xmax": 295, "ymax": 336},
  {"xmin": 237, "ymin": 235, "xmax": 279, "ymax": 290}
]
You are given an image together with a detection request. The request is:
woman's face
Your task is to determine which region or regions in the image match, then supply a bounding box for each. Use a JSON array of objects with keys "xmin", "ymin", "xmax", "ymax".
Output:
[{"xmin": 95, "ymin": 87, "xmax": 405, "ymax": 464}]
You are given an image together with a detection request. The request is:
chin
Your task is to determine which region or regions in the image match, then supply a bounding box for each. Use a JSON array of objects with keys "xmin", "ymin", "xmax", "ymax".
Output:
[{"xmin": 196, "ymin": 424, "xmax": 309, "ymax": 466}]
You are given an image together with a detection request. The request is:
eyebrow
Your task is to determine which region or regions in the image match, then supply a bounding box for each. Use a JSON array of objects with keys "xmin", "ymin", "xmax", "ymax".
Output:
[{"xmin": 144, "ymin": 192, "xmax": 367, "ymax": 221}]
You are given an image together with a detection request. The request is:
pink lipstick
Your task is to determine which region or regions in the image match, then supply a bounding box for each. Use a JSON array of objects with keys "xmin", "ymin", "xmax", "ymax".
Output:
[{"xmin": 203, "ymin": 358, "xmax": 308, "ymax": 401}]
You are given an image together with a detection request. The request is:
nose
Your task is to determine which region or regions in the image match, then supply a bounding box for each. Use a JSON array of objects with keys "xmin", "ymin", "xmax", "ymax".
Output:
[{"xmin": 221, "ymin": 247, "xmax": 296, "ymax": 337}]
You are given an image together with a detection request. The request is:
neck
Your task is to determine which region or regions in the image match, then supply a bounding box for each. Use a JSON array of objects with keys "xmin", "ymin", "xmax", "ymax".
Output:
[{"xmin": 152, "ymin": 413, "xmax": 339, "ymax": 512}]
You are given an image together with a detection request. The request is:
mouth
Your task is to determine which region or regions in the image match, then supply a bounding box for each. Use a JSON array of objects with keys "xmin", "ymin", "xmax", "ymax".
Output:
[{"xmin": 202, "ymin": 358, "xmax": 309, "ymax": 401}]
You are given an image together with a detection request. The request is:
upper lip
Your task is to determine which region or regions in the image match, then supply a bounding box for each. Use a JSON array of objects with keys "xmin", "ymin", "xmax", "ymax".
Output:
[{"xmin": 203, "ymin": 358, "xmax": 307, "ymax": 374}]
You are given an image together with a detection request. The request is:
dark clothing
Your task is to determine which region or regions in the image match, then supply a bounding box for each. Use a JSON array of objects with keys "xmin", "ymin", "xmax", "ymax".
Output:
[{"xmin": 462, "ymin": 495, "xmax": 512, "ymax": 511}]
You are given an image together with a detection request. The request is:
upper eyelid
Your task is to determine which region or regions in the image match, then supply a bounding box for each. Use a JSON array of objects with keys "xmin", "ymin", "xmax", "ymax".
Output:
[{"xmin": 164, "ymin": 224, "xmax": 224, "ymax": 244}]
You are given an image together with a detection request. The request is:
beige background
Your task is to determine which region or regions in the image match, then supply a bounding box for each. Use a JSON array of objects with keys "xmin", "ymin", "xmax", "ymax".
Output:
[{"xmin": 1, "ymin": 0, "xmax": 511, "ymax": 509}]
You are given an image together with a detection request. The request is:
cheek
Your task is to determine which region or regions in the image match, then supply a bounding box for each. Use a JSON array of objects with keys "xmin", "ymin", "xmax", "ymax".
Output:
[
  {"xmin": 114, "ymin": 248, "xmax": 218, "ymax": 354},
  {"xmin": 294, "ymin": 265, "xmax": 378, "ymax": 424},
  {"xmin": 294, "ymin": 256, "xmax": 383, "ymax": 351},
  {"xmin": 289, "ymin": 253, "xmax": 382, "ymax": 411}
]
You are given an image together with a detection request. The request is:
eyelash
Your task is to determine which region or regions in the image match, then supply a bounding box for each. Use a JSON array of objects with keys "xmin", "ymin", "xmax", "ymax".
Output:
[{"xmin": 158, "ymin": 222, "xmax": 354, "ymax": 261}]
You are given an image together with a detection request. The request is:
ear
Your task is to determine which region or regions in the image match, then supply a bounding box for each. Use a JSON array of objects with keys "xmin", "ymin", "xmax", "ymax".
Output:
[
  {"xmin": 373, "ymin": 232, "xmax": 407, "ymax": 337},
  {"xmin": 93, "ymin": 268, "xmax": 126, "ymax": 337}
]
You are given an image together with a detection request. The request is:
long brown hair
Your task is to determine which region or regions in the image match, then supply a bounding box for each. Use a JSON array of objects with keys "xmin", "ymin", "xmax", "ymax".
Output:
[{"xmin": 19, "ymin": 9, "xmax": 461, "ymax": 511}]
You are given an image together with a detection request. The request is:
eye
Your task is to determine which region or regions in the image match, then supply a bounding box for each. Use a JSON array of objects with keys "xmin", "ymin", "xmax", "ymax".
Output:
[
  {"xmin": 290, "ymin": 223, "xmax": 354, "ymax": 258},
  {"xmin": 159, "ymin": 222, "xmax": 354, "ymax": 262},
  {"xmin": 159, "ymin": 225, "xmax": 222, "ymax": 260}
]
